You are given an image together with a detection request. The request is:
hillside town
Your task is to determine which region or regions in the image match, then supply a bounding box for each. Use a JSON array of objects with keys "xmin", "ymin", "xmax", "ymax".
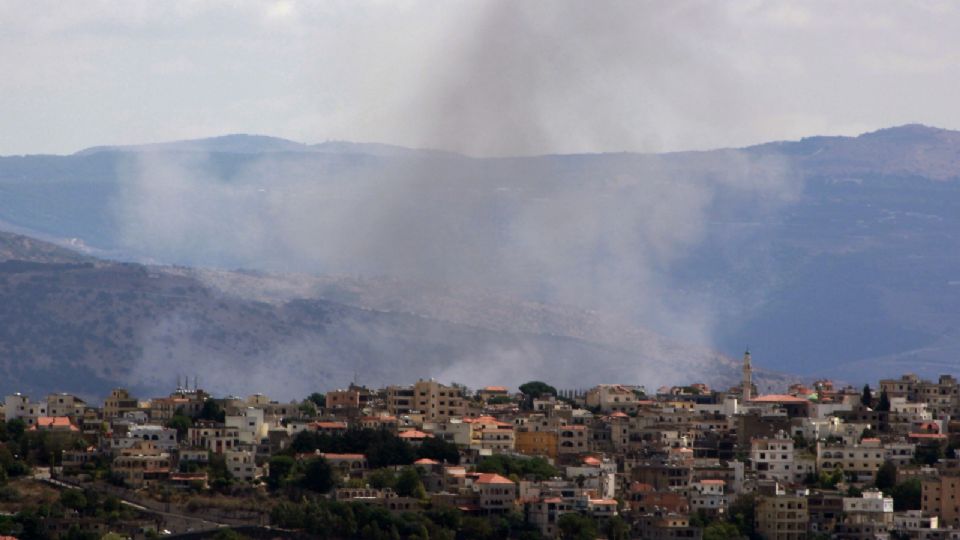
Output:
[{"xmin": 2, "ymin": 353, "xmax": 960, "ymax": 540}]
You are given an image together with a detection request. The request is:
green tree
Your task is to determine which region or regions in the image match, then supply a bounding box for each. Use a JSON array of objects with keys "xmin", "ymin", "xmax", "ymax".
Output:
[
  {"xmin": 368, "ymin": 468, "xmax": 397, "ymax": 489},
  {"xmin": 862, "ymin": 384, "xmax": 873, "ymax": 408},
  {"xmin": 729, "ymin": 494, "xmax": 756, "ymax": 538},
  {"xmin": 459, "ymin": 516, "xmax": 494, "ymax": 540},
  {"xmin": 417, "ymin": 437, "xmax": 460, "ymax": 465},
  {"xmin": 603, "ymin": 516, "xmax": 630, "ymax": 540},
  {"xmin": 197, "ymin": 400, "xmax": 226, "ymax": 422},
  {"xmin": 4, "ymin": 419, "xmax": 26, "ymax": 443},
  {"xmin": 877, "ymin": 389, "xmax": 891, "ymax": 411},
  {"xmin": 890, "ymin": 478, "xmax": 922, "ymax": 511},
  {"xmin": 307, "ymin": 392, "xmax": 326, "ymax": 408},
  {"xmin": 875, "ymin": 460, "xmax": 897, "ymax": 490},
  {"xmin": 166, "ymin": 414, "xmax": 192, "ymax": 441},
  {"xmin": 267, "ymin": 455, "xmax": 296, "ymax": 490},
  {"xmin": 212, "ymin": 529, "xmax": 250, "ymax": 540},
  {"xmin": 301, "ymin": 457, "xmax": 335, "ymax": 493},
  {"xmin": 915, "ymin": 443, "xmax": 944, "ymax": 466},
  {"xmin": 519, "ymin": 381, "xmax": 557, "ymax": 399},
  {"xmin": 704, "ymin": 522, "xmax": 741, "ymax": 540},
  {"xmin": 60, "ymin": 489, "xmax": 87, "ymax": 512},
  {"xmin": 395, "ymin": 467, "xmax": 427, "ymax": 500},
  {"xmin": 476, "ymin": 455, "xmax": 558, "ymax": 481},
  {"xmin": 558, "ymin": 513, "xmax": 597, "ymax": 540}
]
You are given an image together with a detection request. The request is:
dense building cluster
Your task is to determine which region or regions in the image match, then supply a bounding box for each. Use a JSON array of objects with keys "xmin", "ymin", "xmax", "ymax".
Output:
[{"xmin": 5, "ymin": 357, "xmax": 960, "ymax": 539}]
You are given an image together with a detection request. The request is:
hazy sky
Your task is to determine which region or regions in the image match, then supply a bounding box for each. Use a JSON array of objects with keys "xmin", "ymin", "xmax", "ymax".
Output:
[{"xmin": 2, "ymin": 1, "xmax": 958, "ymax": 156}]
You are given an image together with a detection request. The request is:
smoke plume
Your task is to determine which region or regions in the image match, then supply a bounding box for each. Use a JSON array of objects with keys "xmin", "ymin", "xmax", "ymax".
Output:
[{"xmin": 116, "ymin": 2, "xmax": 800, "ymax": 396}]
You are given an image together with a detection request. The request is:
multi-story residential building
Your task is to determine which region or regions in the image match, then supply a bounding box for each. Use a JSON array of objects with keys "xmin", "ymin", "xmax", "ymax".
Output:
[
  {"xmin": 411, "ymin": 380, "xmax": 468, "ymax": 421},
  {"xmin": 755, "ymin": 488, "xmax": 809, "ymax": 540},
  {"xmin": 111, "ymin": 424, "xmax": 178, "ymax": 453},
  {"xmin": 226, "ymin": 407, "xmax": 267, "ymax": 445},
  {"xmin": 103, "ymin": 388, "xmax": 140, "ymax": 419},
  {"xmin": 585, "ymin": 384, "xmax": 642, "ymax": 414},
  {"xmin": 224, "ymin": 449, "xmax": 264, "ymax": 484},
  {"xmin": 46, "ymin": 393, "xmax": 86, "ymax": 418},
  {"xmin": 688, "ymin": 479, "xmax": 727, "ymax": 517},
  {"xmin": 112, "ymin": 442, "xmax": 172, "ymax": 488},
  {"xmin": 326, "ymin": 384, "xmax": 373, "ymax": 410},
  {"xmin": 843, "ymin": 490, "xmax": 894, "ymax": 526},
  {"xmin": 751, "ymin": 433, "xmax": 814, "ymax": 484},
  {"xmin": 187, "ymin": 424, "xmax": 242, "ymax": 454},
  {"xmin": 880, "ymin": 374, "xmax": 921, "ymax": 401},
  {"xmin": 558, "ymin": 425, "xmax": 589, "ymax": 456},
  {"xmin": 807, "ymin": 491, "xmax": 844, "ymax": 534},
  {"xmin": 916, "ymin": 375, "xmax": 959, "ymax": 418},
  {"xmin": 922, "ymin": 474, "xmax": 960, "ymax": 528},
  {"xmin": 515, "ymin": 429, "xmax": 559, "ymax": 459},
  {"xmin": 386, "ymin": 385, "xmax": 415, "ymax": 417},
  {"xmin": 471, "ymin": 473, "xmax": 517, "ymax": 514},
  {"xmin": 817, "ymin": 438, "xmax": 886, "ymax": 482},
  {"xmin": 3, "ymin": 393, "xmax": 47, "ymax": 426}
]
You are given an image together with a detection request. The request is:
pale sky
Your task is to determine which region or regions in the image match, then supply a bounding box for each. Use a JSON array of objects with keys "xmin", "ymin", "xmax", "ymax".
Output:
[{"xmin": 2, "ymin": 1, "xmax": 959, "ymax": 156}]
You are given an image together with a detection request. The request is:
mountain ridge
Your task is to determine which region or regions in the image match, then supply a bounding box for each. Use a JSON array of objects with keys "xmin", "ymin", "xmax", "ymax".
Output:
[{"xmin": 0, "ymin": 229, "xmax": 791, "ymax": 400}]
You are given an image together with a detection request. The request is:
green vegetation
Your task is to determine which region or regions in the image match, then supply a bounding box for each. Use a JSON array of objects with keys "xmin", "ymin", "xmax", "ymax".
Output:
[
  {"xmin": 0, "ymin": 488, "xmax": 137, "ymax": 540},
  {"xmin": 165, "ymin": 414, "xmax": 192, "ymax": 440},
  {"xmin": 271, "ymin": 499, "xmax": 543, "ymax": 540},
  {"xmin": 518, "ymin": 381, "xmax": 557, "ymax": 399},
  {"xmin": 197, "ymin": 399, "xmax": 227, "ymax": 423},
  {"xmin": 475, "ymin": 455, "xmax": 558, "ymax": 481},
  {"xmin": 889, "ymin": 478, "xmax": 922, "ymax": 511},
  {"xmin": 307, "ymin": 392, "xmax": 326, "ymax": 408},
  {"xmin": 875, "ymin": 460, "xmax": 897, "ymax": 490},
  {"xmin": 289, "ymin": 428, "xmax": 457, "ymax": 469},
  {"xmin": 557, "ymin": 513, "xmax": 597, "ymax": 540}
]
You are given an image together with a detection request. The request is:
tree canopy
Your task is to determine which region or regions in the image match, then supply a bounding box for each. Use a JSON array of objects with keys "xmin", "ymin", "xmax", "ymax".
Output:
[{"xmin": 518, "ymin": 381, "xmax": 557, "ymax": 398}]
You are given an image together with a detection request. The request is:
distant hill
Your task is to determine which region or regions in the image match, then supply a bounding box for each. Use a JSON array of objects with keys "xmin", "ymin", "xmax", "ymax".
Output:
[
  {"xmin": 0, "ymin": 230, "xmax": 94, "ymax": 264},
  {"xmin": 74, "ymin": 134, "xmax": 452, "ymax": 158},
  {"xmin": 0, "ymin": 231, "xmax": 787, "ymax": 400},
  {"xmin": 2, "ymin": 124, "xmax": 960, "ymax": 386},
  {"xmin": 74, "ymin": 134, "xmax": 311, "ymax": 155}
]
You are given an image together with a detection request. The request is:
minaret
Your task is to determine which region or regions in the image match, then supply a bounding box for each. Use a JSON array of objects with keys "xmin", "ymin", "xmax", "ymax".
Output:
[{"xmin": 741, "ymin": 349, "xmax": 753, "ymax": 402}]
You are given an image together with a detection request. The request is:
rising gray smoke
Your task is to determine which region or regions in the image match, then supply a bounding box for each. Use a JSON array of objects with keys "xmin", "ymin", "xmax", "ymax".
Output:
[{"xmin": 117, "ymin": 3, "xmax": 800, "ymax": 396}]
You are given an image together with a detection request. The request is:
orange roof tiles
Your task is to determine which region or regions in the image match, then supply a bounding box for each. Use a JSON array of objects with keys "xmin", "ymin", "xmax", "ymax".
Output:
[
  {"xmin": 310, "ymin": 421, "xmax": 348, "ymax": 430},
  {"xmin": 31, "ymin": 416, "xmax": 79, "ymax": 431},
  {"xmin": 398, "ymin": 430, "xmax": 431, "ymax": 439},
  {"xmin": 320, "ymin": 453, "xmax": 366, "ymax": 460},
  {"xmin": 475, "ymin": 473, "xmax": 515, "ymax": 485}
]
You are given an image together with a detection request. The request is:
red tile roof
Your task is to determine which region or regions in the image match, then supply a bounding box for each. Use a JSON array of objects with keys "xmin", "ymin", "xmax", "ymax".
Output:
[
  {"xmin": 398, "ymin": 430, "xmax": 431, "ymax": 439},
  {"xmin": 475, "ymin": 473, "xmax": 515, "ymax": 485},
  {"xmin": 320, "ymin": 453, "xmax": 366, "ymax": 460},
  {"xmin": 31, "ymin": 416, "xmax": 78, "ymax": 431}
]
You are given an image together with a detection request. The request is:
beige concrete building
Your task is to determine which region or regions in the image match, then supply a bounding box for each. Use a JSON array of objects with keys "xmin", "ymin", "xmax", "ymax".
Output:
[
  {"xmin": 755, "ymin": 490, "xmax": 808, "ymax": 540},
  {"xmin": 103, "ymin": 388, "xmax": 140, "ymax": 419},
  {"xmin": 387, "ymin": 380, "xmax": 468, "ymax": 421},
  {"xmin": 922, "ymin": 474, "xmax": 960, "ymax": 528}
]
